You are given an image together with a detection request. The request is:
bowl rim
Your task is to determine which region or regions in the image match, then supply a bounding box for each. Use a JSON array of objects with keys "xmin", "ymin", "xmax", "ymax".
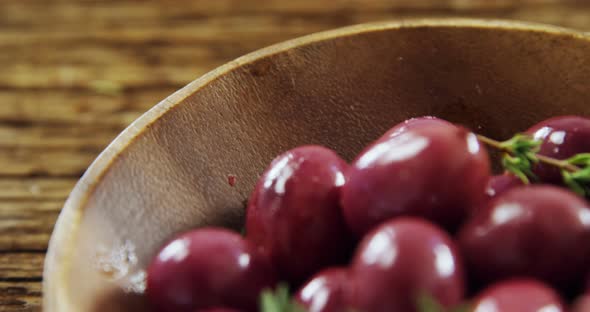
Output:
[{"xmin": 42, "ymin": 18, "xmax": 590, "ymax": 311}]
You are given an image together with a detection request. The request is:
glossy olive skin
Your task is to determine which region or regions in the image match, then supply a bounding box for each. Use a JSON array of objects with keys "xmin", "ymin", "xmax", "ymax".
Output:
[
  {"xmin": 198, "ymin": 309, "xmax": 242, "ymax": 312},
  {"xmin": 471, "ymin": 279, "xmax": 565, "ymax": 312},
  {"xmin": 379, "ymin": 116, "xmax": 444, "ymax": 139},
  {"xmin": 459, "ymin": 185, "xmax": 590, "ymax": 291},
  {"xmin": 147, "ymin": 228, "xmax": 276, "ymax": 312},
  {"xmin": 295, "ymin": 268, "xmax": 350, "ymax": 312},
  {"xmin": 341, "ymin": 118, "xmax": 490, "ymax": 236},
  {"xmin": 350, "ymin": 218, "xmax": 465, "ymax": 312},
  {"xmin": 246, "ymin": 145, "xmax": 352, "ymax": 285},
  {"xmin": 485, "ymin": 173, "xmax": 522, "ymax": 200},
  {"xmin": 526, "ymin": 116, "xmax": 590, "ymax": 183}
]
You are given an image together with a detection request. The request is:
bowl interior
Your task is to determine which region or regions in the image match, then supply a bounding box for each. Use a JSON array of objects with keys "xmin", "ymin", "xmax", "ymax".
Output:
[{"xmin": 44, "ymin": 20, "xmax": 590, "ymax": 311}]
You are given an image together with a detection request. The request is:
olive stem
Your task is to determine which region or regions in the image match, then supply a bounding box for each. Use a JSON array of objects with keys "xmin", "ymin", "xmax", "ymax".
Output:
[{"xmin": 475, "ymin": 134, "xmax": 581, "ymax": 173}]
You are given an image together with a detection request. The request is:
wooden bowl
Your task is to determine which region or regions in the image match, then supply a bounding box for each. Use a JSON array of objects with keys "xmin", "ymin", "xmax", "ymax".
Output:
[{"xmin": 43, "ymin": 19, "xmax": 590, "ymax": 311}]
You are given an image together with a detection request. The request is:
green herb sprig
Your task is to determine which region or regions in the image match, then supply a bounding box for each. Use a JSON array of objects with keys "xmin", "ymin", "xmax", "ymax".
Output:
[
  {"xmin": 477, "ymin": 134, "xmax": 590, "ymax": 197},
  {"xmin": 260, "ymin": 284, "xmax": 306, "ymax": 312}
]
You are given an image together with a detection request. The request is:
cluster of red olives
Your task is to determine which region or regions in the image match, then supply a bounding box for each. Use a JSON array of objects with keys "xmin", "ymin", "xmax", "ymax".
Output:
[{"xmin": 146, "ymin": 115, "xmax": 590, "ymax": 312}]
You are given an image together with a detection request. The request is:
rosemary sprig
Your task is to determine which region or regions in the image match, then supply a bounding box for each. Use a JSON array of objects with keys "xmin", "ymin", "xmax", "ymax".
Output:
[
  {"xmin": 476, "ymin": 134, "xmax": 540, "ymax": 184},
  {"xmin": 260, "ymin": 284, "xmax": 305, "ymax": 312},
  {"xmin": 561, "ymin": 154, "xmax": 590, "ymax": 196},
  {"xmin": 477, "ymin": 134, "xmax": 590, "ymax": 197}
]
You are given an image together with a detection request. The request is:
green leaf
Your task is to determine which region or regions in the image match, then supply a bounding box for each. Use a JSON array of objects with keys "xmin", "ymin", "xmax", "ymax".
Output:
[
  {"xmin": 571, "ymin": 167, "xmax": 590, "ymax": 183},
  {"xmin": 482, "ymin": 133, "xmax": 590, "ymax": 198},
  {"xmin": 566, "ymin": 153, "xmax": 590, "ymax": 166},
  {"xmin": 260, "ymin": 284, "xmax": 305, "ymax": 312},
  {"xmin": 500, "ymin": 134, "xmax": 541, "ymax": 155},
  {"xmin": 416, "ymin": 293, "xmax": 444, "ymax": 312},
  {"xmin": 498, "ymin": 134, "xmax": 542, "ymax": 184},
  {"xmin": 562, "ymin": 171, "xmax": 587, "ymax": 197},
  {"xmin": 524, "ymin": 152, "xmax": 539, "ymax": 163},
  {"xmin": 502, "ymin": 154, "xmax": 532, "ymax": 184}
]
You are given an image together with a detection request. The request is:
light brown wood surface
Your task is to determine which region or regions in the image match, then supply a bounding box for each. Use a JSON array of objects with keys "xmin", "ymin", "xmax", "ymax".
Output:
[{"xmin": 2, "ymin": 1, "xmax": 590, "ymax": 311}]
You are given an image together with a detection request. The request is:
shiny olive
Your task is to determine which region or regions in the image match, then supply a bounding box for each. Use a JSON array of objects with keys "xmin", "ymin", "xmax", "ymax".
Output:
[
  {"xmin": 459, "ymin": 185, "xmax": 590, "ymax": 291},
  {"xmin": 342, "ymin": 118, "xmax": 490, "ymax": 236},
  {"xmin": 246, "ymin": 145, "xmax": 352, "ymax": 285},
  {"xmin": 350, "ymin": 218, "xmax": 465, "ymax": 312},
  {"xmin": 471, "ymin": 279, "xmax": 565, "ymax": 312},
  {"xmin": 147, "ymin": 228, "xmax": 276, "ymax": 312}
]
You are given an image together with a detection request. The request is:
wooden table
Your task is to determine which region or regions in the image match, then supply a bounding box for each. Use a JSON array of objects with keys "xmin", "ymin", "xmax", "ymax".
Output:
[{"xmin": 1, "ymin": 1, "xmax": 590, "ymax": 310}]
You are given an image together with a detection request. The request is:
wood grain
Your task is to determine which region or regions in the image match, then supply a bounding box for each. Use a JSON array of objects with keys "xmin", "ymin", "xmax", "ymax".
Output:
[
  {"xmin": 0, "ymin": 281, "xmax": 42, "ymax": 312},
  {"xmin": 2, "ymin": 0, "xmax": 590, "ymax": 310},
  {"xmin": 0, "ymin": 253, "xmax": 44, "ymax": 280},
  {"xmin": 0, "ymin": 178, "xmax": 75, "ymax": 200}
]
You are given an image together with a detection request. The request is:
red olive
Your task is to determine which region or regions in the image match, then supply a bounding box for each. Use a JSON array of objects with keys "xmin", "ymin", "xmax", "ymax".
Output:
[
  {"xmin": 471, "ymin": 279, "xmax": 565, "ymax": 312},
  {"xmin": 295, "ymin": 268, "xmax": 350, "ymax": 312},
  {"xmin": 485, "ymin": 173, "xmax": 522, "ymax": 200},
  {"xmin": 526, "ymin": 115, "xmax": 590, "ymax": 183},
  {"xmin": 342, "ymin": 118, "xmax": 490, "ymax": 236},
  {"xmin": 350, "ymin": 218, "xmax": 465, "ymax": 312},
  {"xmin": 459, "ymin": 185, "xmax": 590, "ymax": 291},
  {"xmin": 147, "ymin": 228, "xmax": 276, "ymax": 312},
  {"xmin": 246, "ymin": 145, "xmax": 352, "ymax": 285},
  {"xmin": 379, "ymin": 116, "xmax": 445, "ymax": 139},
  {"xmin": 572, "ymin": 295, "xmax": 590, "ymax": 312}
]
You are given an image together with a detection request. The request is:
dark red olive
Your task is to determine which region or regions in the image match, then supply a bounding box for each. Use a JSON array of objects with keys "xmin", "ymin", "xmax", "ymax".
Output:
[
  {"xmin": 350, "ymin": 218, "xmax": 465, "ymax": 312},
  {"xmin": 197, "ymin": 309, "xmax": 242, "ymax": 312},
  {"xmin": 147, "ymin": 228, "xmax": 276, "ymax": 312},
  {"xmin": 379, "ymin": 116, "xmax": 445, "ymax": 139},
  {"xmin": 526, "ymin": 115, "xmax": 590, "ymax": 183},
  {"xmin": 295, "ymin": 268, "xmax": 350, "ymax": 312},
  {"xmin": 341, "ymin": 118, "xmax": 490, "ymax": 236},
  {"xmin": 485, "ymin": 173, "xmax": 522, "ymax": 200},
  {"xmin": 572, "ymin": 295, "xmax": 590, "ymax": 312},
  {"xmin": 459, "ymin": 185, "xmax": 590, "ymax": 291},
  {"xmin": 471, "ymin": 279, "xmax": 565, "ymax": 312},
  {"xmin": 246, "ymin": 145, "xmax": 352, "ymax": 285}
]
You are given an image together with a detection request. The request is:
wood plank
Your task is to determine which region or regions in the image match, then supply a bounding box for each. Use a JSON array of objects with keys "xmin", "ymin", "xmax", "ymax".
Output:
[
  {"xmin": 0, "ymin": 7, "xmax": 589, "ymax": 90},
  {"xmin": 0, "ymin": 178, "xmax": 75, "ymax": 201},
  {"xmin": 0, "ymin": 2, "xmax": 586, "ymax": 36},
  {"xmin": 0, "ymin": 63, "xmax": 213, "ymax": 89},
  {"xmin": 0, "ymin": 0, "xmax": 554, "ymax": 26},
  {"xmin": 0, "ymin": 148, "xmax": 97, "ymax": 177},
  {"xmin": 0, "ymin": 41, "xmax": 244, "ymax": 65},
  {"xmin": 0, "ymin": 281, "xmax": 41, "ymax": 312},
  {"xmin": 0, "ymin": 253, "xmax": 44, "ymax": 280},
  {"xmin": 0, "ymin": 124, "xmax": 130, "ymax": 177},
  {"xmin": 0, "ymin": 201, "xmax": 62, "ymax": 251},
  {"xmin": 0, "ymin": 123, "xmax": 129, "ymax": 177},
  {"xmin": 0, "ymin": 88, "xmax": 171, "ymax": 127},
  {"xmin": 0, "ymin": 125, "xmax": 119, "ymax": 148},
  {"xmin": 0, "ymin": 16, "xmax": 324, "ymax": 46}
]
